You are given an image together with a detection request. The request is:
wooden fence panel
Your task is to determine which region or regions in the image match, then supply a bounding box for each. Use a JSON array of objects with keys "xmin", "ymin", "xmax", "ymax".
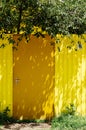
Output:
[
  {"xmin": 55, "ymin": 34, "xmax": 86, "ymax": 116},
  {"xmin": 0, "ymin": 34, "xmax": 86, "ymax": 118},
  {"xmin": 0, "ymin": 35, "xmax": 13, "ymax": 115}
]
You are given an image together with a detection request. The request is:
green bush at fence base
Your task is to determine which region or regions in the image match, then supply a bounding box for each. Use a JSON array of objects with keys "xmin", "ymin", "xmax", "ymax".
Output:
[
  {"xmin": 51, "ymin": 115, "xmax": 86, "ymax": 130},
  {"xmin": 0, "ymin": 107, "xmax": 16, "ymax": 125},
  {"xmin": 51, "ymin": 104, "xmax": 86, "ymax": 130}
]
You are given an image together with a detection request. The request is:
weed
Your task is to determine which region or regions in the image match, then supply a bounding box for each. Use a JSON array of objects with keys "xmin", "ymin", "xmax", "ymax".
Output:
[
  {"xmin": 0, "ymin": 107, "xmax": 16, "ymax": 125},
  {"xmin": 61, "ymin": 103, "xmax": 76, "ymax": 116}
]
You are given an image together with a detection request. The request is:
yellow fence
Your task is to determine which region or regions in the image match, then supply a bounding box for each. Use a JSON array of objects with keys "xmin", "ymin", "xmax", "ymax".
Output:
[
  {"xmin": 55, "ymin": 34, "xmax": 86, "ymax": 116},
  {"xmin": 0, "ymin": 34, "xmax": 86, "ymax": 119},
  {"xmin": 0, "ymin": 35, "xmax": 13, "ymax": 115}
]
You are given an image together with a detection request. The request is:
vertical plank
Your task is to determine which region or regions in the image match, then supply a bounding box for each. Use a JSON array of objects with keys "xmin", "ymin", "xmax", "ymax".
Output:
[
  {"xmin": 0, "ymin": 35, "xmax": 13, "ymax": 115},
  {"xmin": 55, "ymin": 34, "xmax": 86, "ymax": 116}
]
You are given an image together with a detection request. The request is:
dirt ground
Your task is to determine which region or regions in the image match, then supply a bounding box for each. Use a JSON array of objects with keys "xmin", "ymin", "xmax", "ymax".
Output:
[{"xmin": 0, "ymin": 123, "xmax": 51, "ymax": 130}]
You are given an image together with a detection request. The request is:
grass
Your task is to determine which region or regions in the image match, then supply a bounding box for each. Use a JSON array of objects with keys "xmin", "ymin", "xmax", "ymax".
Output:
[
  {"xmin": 51, "ymin": 114, "xmax": 86, "ymax": 130},
  {"xmin": 51, "ymin": 104, "xmax": 86, "ymax": 130}
]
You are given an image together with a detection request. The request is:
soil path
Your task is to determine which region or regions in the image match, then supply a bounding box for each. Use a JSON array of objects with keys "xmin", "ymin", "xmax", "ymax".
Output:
[{"xmin": 0, "ymin": 123, "xmax": 51, "ymax": 130}]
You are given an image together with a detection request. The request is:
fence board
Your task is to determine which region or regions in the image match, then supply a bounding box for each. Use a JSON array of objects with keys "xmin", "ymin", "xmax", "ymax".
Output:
[
  {"xmin": 0, "ymin": 35, "xmax": 13, "ymax": 115},
  {"xmin": 55, "ymin": 34, "xmax": 86, "ymax": 115}
]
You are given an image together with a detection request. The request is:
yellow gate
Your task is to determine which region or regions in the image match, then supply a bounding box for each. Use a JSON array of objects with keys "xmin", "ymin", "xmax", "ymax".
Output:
[{"xmin": 13, "ymin": 35, "xmax": 55, "ymax": 120}]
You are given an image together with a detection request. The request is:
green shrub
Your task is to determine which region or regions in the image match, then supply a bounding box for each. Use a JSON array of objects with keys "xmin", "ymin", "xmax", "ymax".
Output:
[
  {"xmin": 0, "ymin": 107, "xmax": 16, "ymax": 125},
  {"xmin": 61, "ymin": 104, "xmax": 76, "ymax": 116},
  {"xmin": 51, "ymin": 104, "xmax": 86, "ymax": 130}
]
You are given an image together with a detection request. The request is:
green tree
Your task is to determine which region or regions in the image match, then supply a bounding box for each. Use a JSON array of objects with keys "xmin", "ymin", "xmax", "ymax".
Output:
[{"xmin": 0, "ymin": 0, "xmax": 86, "ymax": 37}]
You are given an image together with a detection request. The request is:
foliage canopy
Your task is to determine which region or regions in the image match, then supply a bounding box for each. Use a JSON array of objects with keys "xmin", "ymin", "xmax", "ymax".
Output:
[{"xmin": 0, "ymin": 0, "xmax": 86, "ymax": 37}]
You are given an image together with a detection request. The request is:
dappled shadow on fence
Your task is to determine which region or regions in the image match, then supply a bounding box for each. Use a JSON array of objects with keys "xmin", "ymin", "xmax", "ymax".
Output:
[
  {"xmin": 55, "ymin": 35, "xmax": 86, "ymax": 116},
  {"xmin": 0, "ymin": 37, "xmax": 13, "ymax": 115}
]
